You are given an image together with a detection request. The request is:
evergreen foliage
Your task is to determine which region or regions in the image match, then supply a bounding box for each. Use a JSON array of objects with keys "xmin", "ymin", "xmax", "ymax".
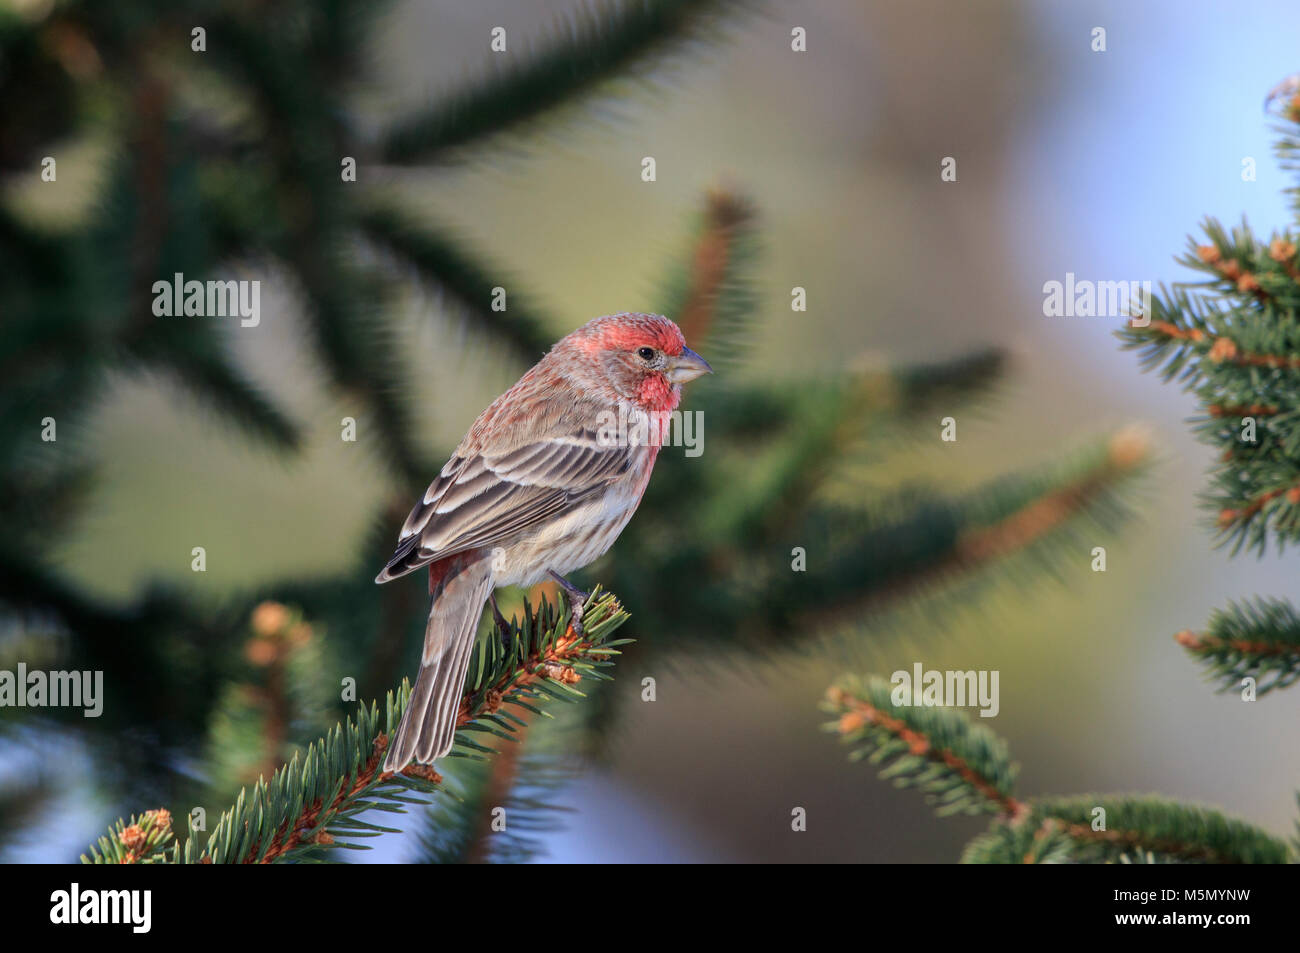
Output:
[
  {"xmin": 823, "ymin": 80, "xmax": 1300, "ymax": 865},
  {"xmin": 824, "ymin": 678, "xmax": 1292, "ymax": 864},
  {"xmin": 81, "ymin": 590, "xmax": 628, "ymax": 863},
  {"xmin": 3, "ymin": 1, "xmax": 1148, "ymax": 861},
  {"xmin": 1119, "ymin": 85, "xmax": 1300, "ymax": 694}
]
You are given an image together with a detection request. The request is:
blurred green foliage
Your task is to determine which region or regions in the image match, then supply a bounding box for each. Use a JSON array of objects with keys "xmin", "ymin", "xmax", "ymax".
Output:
[{"xmin": 1, "ymin": 0, "xmax": 1143, "ymax": 862}]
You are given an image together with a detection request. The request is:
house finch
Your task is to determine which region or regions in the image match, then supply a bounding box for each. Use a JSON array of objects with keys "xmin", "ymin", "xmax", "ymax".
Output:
[{"xmin": 377, "ymin": 312, "xmax": 712, "ymax": 772}]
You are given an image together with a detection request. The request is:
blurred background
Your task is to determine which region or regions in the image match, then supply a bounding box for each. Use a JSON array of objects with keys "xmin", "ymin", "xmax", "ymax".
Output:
[{"xmin": 3, "ymin": 0, "xmax": 1299, "ymax": 863}]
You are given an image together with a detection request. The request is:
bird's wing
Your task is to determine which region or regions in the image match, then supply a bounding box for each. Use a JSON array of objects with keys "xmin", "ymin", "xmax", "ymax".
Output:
[{"xmin": 375, "ymin": 425, "xmax": 638, "ymax": 582}]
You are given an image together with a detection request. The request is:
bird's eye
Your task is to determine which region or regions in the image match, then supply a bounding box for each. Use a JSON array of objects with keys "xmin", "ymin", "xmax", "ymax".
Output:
[{"xmin": 637, "ymin": 347, "xmax": 656, "ymax": 361}]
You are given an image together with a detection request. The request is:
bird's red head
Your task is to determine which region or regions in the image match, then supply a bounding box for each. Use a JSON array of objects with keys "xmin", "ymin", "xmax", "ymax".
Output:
[
  {"xmin": 593, "ymin": 312, "xmax": 687, "ymax": 357},
  {"xmin": 559, "ymin": 312, "xmax": 713, "ymax": 411}
]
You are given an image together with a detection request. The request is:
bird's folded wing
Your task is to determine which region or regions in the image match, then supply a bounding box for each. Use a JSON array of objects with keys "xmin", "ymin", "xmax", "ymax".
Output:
[{"xmin": 376, "ymin": 427, "xmax": 635, "ymax": 582}]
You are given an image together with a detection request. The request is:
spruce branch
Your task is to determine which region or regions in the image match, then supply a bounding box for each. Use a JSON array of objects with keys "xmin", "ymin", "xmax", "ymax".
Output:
[
  {"xmin": 1272, "ymin": 81, "xmax": 1300, "ymax": 216},
  {"xmin": 700, "ymin": 349, "xmax": 1007, "ymax": 440},
  {"xmin": 450, "ymin": 730, "xmax": 530, "ymax": 865},
  {"xmin": 694, "ymin": 352, "xmax": 1021, "ymax": 549},
  {"xmin": 881, "ymin": 348, "xmax": 1009, "ymax": 417},
  {"xmin": 81, "ymin": 810, "xmax": 177, "ymax": 865},
  {"xmin": 0, "ymin": 547, "xmax": 240, "ymax": 742},
  {"xmin": 199, "ymin": 602, "xmax": 340, "ymax": 805},
  {"xmin": 414, "ymin": 740, "xmax": 580, "ymax": 864},
  {"xmin": 949, "ymin": 428, "xmax": 1148, "ymax": 567},
  {"xmin": 380, "ymin": 0, "xmax": 748, "ymax": 164},
  {"xmin": 1025, "ymin": 796, "xmax": 1290, "ymax": 865},
  {"xmin": 80, "ymin": 589, "xmax": 629, "ymax": 864},
  {"xmin": 959, "ymin": 818, "xmax": 1077, "ymax": 865},
  {"xmin": 1119, "ymin": 212, "xmax": 1300, "ymax": 555},
  {"xmin": 195, "ymin": 688, "xmax": 435, "ymax": 864},
  {"xmin": 823, "ymin": 676, "xmax": 1023, "ymax": 819},
  {"xmin": 127, "ymin": 332, "xmax": 303, "ymax": 452},
  {"xmin": 1174, "ymin": 221, "xmax": 1300, "ymax": 309},
  {"xmin": 1207, "ymin": 402, "xmax": 1280, "ymax": 417},
  {"xmin": 656, "ymin": 186, "xmax": 759, "ymax": 364},
  {"xmin": 291, "ymin": 252, "xmax": 434, "ymax": 486},
  {"xmin": 1175, "ymin": 598, "xmax": 1300, "ymax": 696},
  {"xmin": 608, "ymin": 374, "xmax": 1142, "ymax": 660},
  {"xmin": 358, "ymin": 202, "xmax": 558, "ymax": 362},
  {"xmin": 786, "ymin": 428, "xmax": 1149, "ymax": 633},
  {"xmin": 200, "ymin": 13, "xmax": 434, "ymax": 485},
  {"xmin": 826, "ymin": 677, "xmax": 1291, "ymax": 863},
  {"xmin": 1137, "ymin": 312, "xmax": 1300, "ymax": 373}
]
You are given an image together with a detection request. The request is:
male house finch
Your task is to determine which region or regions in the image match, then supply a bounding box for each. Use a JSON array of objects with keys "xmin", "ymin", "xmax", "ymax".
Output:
[{"xmin": 377, "ymin": 312, "xmax": 712, "ymax": 772}]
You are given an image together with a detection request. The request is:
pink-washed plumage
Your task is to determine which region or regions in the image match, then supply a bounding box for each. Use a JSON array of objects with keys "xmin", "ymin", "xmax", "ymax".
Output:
[{"xmin": 378, "ymin": 312, "xmax": 712, "ymax": 771}]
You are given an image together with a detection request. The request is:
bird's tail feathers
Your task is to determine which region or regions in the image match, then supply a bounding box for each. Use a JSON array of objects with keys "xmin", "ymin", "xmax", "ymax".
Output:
[{"xmin": 382, "ymin": 558, "xmax": 494, "ymax": 773}]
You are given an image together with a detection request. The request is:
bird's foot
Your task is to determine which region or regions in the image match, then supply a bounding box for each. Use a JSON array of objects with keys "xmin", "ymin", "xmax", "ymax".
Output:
[{"xmin": 547, "ymin": 570, "xmax": 589, "ymax": 636}]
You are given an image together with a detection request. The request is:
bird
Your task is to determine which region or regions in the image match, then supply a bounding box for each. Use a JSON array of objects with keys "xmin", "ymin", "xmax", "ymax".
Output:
[{"xmin": 376, "ymin": 312, "xmax": 713, "ymax": 773}]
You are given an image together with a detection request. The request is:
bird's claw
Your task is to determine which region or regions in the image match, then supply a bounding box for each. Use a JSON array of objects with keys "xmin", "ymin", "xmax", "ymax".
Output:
[{"xmin": 547, "ymin": 570, "xmax": 589, "ymax": 636}]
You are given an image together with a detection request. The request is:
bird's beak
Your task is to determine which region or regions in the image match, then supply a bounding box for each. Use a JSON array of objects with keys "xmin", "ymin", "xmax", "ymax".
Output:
[{"xmin": 666, "ymin": 346, "xmax": 713, "ymax": 383}]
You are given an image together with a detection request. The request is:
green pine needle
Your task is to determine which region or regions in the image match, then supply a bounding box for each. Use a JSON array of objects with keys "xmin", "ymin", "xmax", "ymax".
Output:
[
  {"xmin": 380, "ymin": 0, "xmax": 751, "ymax": 163},
  {"xmin": 823, "ymin": 674, "xmax": 1021, "ymax": 818},
  {"xmin": 80, "ymin": 589, "xmax": 629, "ymax": 864},
  {"xmin": 1177, "ymin": 597, "xmax": 1300, "ymax": 696}
]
